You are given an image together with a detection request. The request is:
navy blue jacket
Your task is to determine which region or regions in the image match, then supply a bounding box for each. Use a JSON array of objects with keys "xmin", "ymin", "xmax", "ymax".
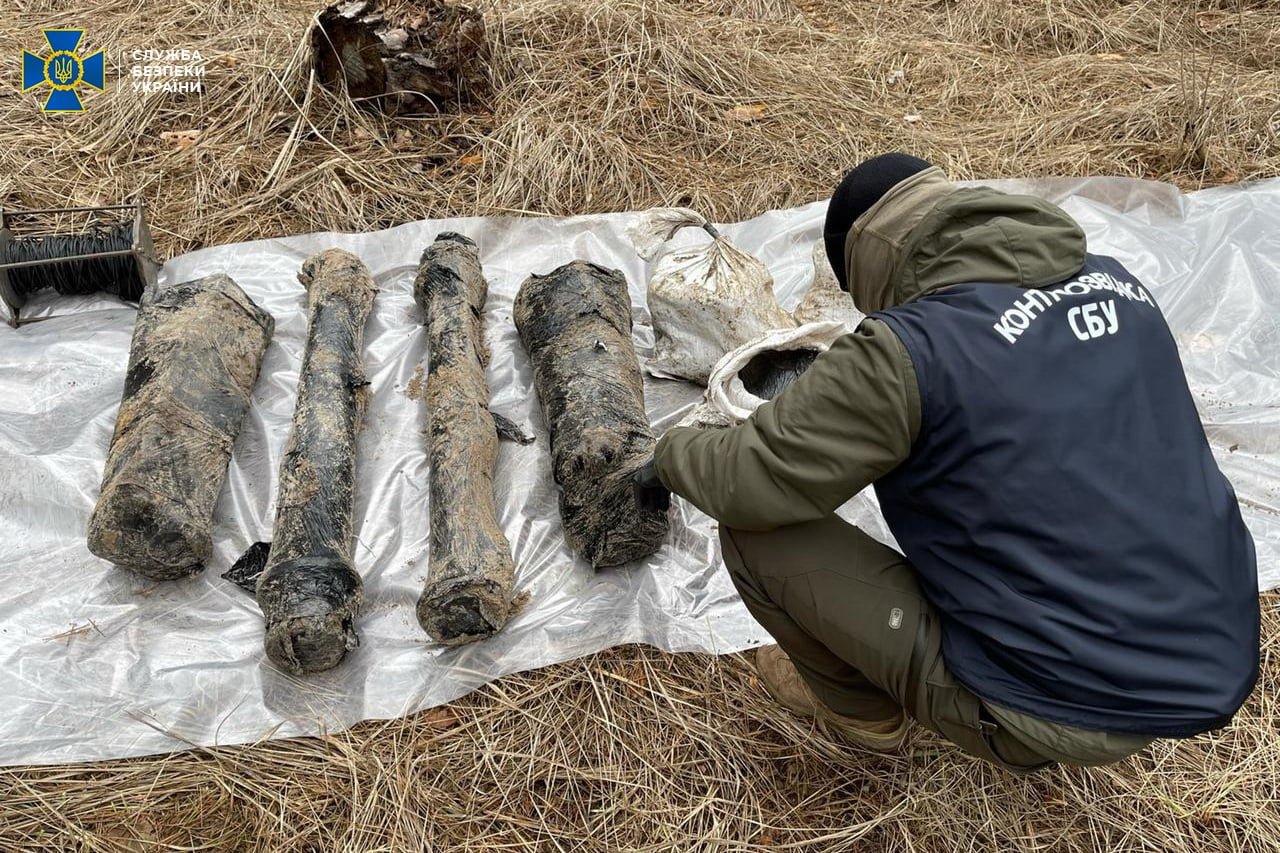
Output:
[{"xmin": 873, "ymin": 254, "xmax": 1259, "ymax": 736}]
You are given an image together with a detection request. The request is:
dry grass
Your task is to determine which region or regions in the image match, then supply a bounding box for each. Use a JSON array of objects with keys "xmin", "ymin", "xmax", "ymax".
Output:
[
  {"xmin": 1, "ymin": 0, "xmax": 1278, "ymax": 849},
  {"xmin": 3, "ymin": 602, "xmax": 1279, "ymax": 851},
  {"xmin": 2, "ymin": 0, "xmax": 1277, "ymax": 256}
]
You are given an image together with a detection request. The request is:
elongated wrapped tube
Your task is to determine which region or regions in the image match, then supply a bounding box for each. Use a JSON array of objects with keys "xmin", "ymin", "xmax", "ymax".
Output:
[
  {"xmin": 514, "ymin": 261, "xmax": 668, "ymax": 567},
  {"xmin": 88, "ymin": 274, "xmax": 273, "ymax": 580},
  {"xmin": 255, "ymin": 249, "xmax": 376, "ymax": 675},
  {"xmin": 414, "ymin": 233, "xmax": 517, "ymax": 644}
]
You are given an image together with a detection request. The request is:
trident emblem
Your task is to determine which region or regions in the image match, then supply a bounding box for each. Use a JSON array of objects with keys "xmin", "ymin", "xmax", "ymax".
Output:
[{"xmin": 22, "ymin": 30, "xmax": 105, "ymax": 112}]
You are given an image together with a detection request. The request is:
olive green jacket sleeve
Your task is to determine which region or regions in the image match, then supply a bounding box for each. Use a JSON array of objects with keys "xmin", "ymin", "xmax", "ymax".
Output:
[{"xmin": 654, "ymin": 318, "xmax": 920, "ymax": 531}]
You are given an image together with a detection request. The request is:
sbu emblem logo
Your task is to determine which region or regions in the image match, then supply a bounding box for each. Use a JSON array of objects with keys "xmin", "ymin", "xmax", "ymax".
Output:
[{"xmin": 22, "ymin": 29, "xmax": 105, "ymax": 112}]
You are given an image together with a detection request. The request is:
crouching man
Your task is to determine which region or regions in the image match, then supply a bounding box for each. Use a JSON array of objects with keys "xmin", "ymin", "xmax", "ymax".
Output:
[{"xmin": 641, "ymin": 154, "xmax": 1259, "ymax": 771}]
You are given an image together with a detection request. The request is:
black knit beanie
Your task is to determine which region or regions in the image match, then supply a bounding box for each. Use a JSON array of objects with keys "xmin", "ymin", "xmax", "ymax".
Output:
[{"xmin": 823, "ymin": 153, "xmax": 932, "ymax": 292}]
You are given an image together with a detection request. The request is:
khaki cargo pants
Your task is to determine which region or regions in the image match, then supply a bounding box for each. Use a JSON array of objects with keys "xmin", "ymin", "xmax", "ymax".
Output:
[{"xmin": 721, "ymin": 515, "xmax": 1124, "ymax": 773}]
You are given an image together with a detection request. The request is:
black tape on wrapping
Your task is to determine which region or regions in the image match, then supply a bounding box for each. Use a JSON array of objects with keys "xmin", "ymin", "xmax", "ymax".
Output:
[
  {"xmin": 419, "ymin": 575, "xmax": 511, "ymax": 640},
  {"xmin": 223, "ymin": 541, "xmax": 272, "ymax": 594},
  {"xmin": 255, "ymin": 555, "xmax": 363, "ymax": 618}
]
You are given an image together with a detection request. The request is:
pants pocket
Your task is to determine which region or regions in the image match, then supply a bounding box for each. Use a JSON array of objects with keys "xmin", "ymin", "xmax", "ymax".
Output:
[
  {"xmin": 977, "ymin": 706, "xmax": 1055, "ymax": 773},
  {"xmin": 922, "ymin": 681, "xmax": 999, "ymax": 762}
]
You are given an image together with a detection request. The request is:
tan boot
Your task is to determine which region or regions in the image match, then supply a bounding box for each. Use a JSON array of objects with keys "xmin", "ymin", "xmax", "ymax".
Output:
[{"xmin": 755, "ymin": 645, "xmax": 909, "ymax": 752}]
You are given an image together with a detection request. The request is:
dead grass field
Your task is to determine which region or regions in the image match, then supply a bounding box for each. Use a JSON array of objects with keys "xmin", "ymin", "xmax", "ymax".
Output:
[{"xmin": 1, "ymin": 0, "xmax": 1278, "ymax": 849}]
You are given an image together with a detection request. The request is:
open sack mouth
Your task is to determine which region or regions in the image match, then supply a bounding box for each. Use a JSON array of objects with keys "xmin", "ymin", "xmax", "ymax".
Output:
[{"xmin": 738, "ymin": 348, "xmax": 821, "ymax": 401}]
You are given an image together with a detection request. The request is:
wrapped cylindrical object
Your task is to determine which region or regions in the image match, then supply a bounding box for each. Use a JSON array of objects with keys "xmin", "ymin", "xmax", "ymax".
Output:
[
  {"xmin": 515, "ymin": 261, "xmax": 668, "ymax": 567},
  {"xmin": 255, "ymin": 249, "xmax": 376, "ymax": 675},
  {"xmin": 87, "ymin": 274, "xmax": 273, "ymax": 580},
  {"xmin": 413, "ymin": 232, "xmax": 517, "ymax": 645}
]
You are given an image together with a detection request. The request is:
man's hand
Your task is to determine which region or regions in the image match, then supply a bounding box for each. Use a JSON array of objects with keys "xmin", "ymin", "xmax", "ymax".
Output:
[{"xmin": 632, "ymin": 458, "xmax": 671, "ymax": 512}]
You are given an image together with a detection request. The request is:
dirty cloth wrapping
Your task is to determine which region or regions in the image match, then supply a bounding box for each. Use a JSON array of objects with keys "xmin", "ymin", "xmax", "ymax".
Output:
[{"xmin": 1, "ymin": 177, "xmax": 1278, "ymax": 766}]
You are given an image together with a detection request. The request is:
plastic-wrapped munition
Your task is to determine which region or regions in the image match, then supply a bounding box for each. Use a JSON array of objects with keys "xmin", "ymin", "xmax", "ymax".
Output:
[
  {"xmin": 413, "ymin": 232, "xmax": 519, "ymax": 645},
  {"xmin": 88, "ymin": 274, "xmax": 274, "ymax": 580},
  {"xmin": 255, "ymin": 249, "xmax": 376, "ymax": 675},
  {"xmin": 514, "ymin": 260, "xmax": 668, "ymax": 568}
]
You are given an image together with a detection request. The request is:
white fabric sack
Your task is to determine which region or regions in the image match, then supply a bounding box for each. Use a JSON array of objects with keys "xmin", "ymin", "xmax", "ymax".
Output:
[
  {"xmin": 629, "ymin": 207, "xmax": 795, "ymax": 383},
  {"xmin": 666, "ymin": 237, "xmax": 863, "ymax": 428},
  {"xmin": 793, "ymin": 240, "xmax": 863, "ymax": 328}
]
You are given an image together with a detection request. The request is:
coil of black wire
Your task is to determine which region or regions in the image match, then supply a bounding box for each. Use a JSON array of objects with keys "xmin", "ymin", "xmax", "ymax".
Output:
[{"xmin": 1, "ymin": 220, "xmax": 145, "ymax": 301}]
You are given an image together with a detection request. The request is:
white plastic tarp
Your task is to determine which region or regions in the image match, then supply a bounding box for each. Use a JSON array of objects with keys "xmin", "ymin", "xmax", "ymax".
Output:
[{"xmin": 1, "ymin": 176, "xmax": 1277, "ymax": 766}]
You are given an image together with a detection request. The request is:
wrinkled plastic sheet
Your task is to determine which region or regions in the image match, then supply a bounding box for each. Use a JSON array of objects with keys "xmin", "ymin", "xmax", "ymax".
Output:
[{"xmin": 1, "ymin": 177, "xmax": 1277, "ymax": 766}]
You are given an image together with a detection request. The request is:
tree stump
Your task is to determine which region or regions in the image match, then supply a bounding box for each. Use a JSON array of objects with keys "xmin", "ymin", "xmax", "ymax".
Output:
[{"xmin": 312, "ymin": 0, "xmax": 491, "ymax": 114}]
